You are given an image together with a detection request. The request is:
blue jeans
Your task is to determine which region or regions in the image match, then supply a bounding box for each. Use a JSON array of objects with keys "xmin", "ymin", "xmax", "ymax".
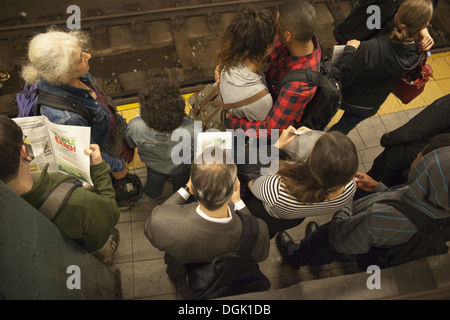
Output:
[
  {"xmin": 329, "ymin": 101, "xmax": 379, "ymax": 135},
  {"xmin": 145, "ymin": 166, "xmax": 190, "ymax": 199}
]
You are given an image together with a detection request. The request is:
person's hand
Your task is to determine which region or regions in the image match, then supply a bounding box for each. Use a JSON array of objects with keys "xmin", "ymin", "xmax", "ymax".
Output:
[
  {"xmin": 355, "ymin": 172, "xmax": 379, "ymax": 192},
  {"xmin": 230, "ymin": 177, "xmax": 242, "ymax": 204},
  {"xmin": 214, "ymin": 65, "xmax": 221, "ymax": 84},
  {"xmin": 296, "ymin": 126, "xmax": 312, "ymax": 132},
  {"xmin": 418, "ymin": 28, "xmax": 434, "ymax": 52},
  {"xmin": 111, "ymin": 167, "xmax": 128, "ymax": 180},
  {"xmin": 84, "ymin": 144, "xmax": 103, "ymax": 166},
  {"xmin": 274, "ymin": 126, "xmax": 297, "ymax": 149},
  {"xmin": 346, "ymin": 39, "xmax": 361, "ymax": 50}
]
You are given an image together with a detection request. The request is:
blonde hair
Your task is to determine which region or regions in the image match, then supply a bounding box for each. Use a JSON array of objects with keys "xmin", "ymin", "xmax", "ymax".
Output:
[
  {"xmin": 21, "ymin": 27, "xmax": 90, "ymax": 84},
  {"xmin": 390, "ymin": 0, "xmax": 433, "ymax": 43}
]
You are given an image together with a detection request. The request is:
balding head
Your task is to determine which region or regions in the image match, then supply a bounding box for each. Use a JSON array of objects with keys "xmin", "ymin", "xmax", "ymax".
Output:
[{"xmin": 191, "ymin": 148, "xmax": 237, "ymax": 211}]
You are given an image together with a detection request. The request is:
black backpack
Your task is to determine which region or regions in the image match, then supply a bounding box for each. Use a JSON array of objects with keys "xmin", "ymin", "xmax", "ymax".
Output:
[
  {"xmin": 186, "ymin": 211, "xmax": 271, "ymax": 300},
  {"xmin": 357, "ymin": 199, "xmax": 450, "ymax": 271},
  {"xmin": 276, "ymin": 56, "xmax": 342, "ymax": 131}
]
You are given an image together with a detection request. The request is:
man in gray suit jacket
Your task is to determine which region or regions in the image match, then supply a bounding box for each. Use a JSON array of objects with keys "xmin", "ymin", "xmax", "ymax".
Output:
[{"xmin": 144, "ymin": 148, "xmax": 270, "ymax": 282}]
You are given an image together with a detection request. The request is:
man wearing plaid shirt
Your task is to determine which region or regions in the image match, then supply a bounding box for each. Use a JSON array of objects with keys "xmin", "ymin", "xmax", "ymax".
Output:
[{"xmin": 226, "ymin": 0, "xmax": 322, "ymax": 138}]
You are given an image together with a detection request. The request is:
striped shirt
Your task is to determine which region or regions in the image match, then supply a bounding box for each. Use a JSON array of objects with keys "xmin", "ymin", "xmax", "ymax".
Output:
[
  {"xmin": 251, "ymin": 174, "xmax": 356, "ymax": 220},
  {"xmin": 329, "ymin": 147, "xmax": 450, "ymax": 255}
]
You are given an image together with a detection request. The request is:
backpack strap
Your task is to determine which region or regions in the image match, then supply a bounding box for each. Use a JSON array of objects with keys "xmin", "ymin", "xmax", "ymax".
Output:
[
  {"xmin": 277, "ymin": 69, "xmax": 323, "ymax": 93},
  {"xmin": 233, "ymin": 210, "xmax": 260, "ymax": 256},
  {"xmin": 37, "ymin": 178, "xmax": 83, "ymax": 222},
  {"xmin": 378, "ymin": 199, "xmax": 434, "ymax": 229},
  {"xmin": 25, "ymin": 84, "xmax": 39, "ymax": 99},
  {"xmin": 35, "ymin": 90, "xmax": 93, "ymax": 126}
]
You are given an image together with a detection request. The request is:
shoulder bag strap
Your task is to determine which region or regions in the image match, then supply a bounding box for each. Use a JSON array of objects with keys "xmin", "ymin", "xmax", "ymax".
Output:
[
  {"xmin": 221, "ymin": 89, "xmax": 270, "ymax": 110},
  {"xmin": 37, "ymin": 178, "xmax": 83, "ymax": 222},
  {"xmin": 233, "ymin": 210, "xmax": 260, "ymax": 256},
  {"xmin": 378, "ymin": 199, "xmax": 435, "ymax": 229},
  {"xmin": 203, "ymin": 89, "xmax": 270, "ymax": 128}
]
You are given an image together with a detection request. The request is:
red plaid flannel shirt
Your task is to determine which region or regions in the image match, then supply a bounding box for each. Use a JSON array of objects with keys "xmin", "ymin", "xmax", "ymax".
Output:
[{"xmin": 226, "ymin": 36, "xmax": 321, "ymax": 137}]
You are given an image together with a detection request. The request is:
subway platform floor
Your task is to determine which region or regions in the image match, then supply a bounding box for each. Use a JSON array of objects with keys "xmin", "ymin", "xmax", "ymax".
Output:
[{"xmin": 109, "ymin": 51, "xmax": 450, "ymax": 300}]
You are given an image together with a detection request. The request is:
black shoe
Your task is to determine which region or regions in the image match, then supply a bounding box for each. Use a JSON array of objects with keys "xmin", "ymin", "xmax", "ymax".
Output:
[
  {"xmin": 276, "ymin": 231, "xmax": 299, "ymax": 269},
  {"xmin": 305, "ymin": 221, "xmax": 319, "ymax": 237}
]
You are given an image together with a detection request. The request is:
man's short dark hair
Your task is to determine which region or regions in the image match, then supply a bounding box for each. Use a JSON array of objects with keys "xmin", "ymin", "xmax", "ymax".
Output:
[
  {"xmin": 278, "ymin": 0, "xmax": 317, "ymax": 42},
  {"xmin": 139, "ymin": 78, "xmax": 185, "ymax": 132},
  {"xmin": 190, "ymin": 148, "xmax": 237, "ymax": 211},
  {"xmin": 422, "ymin": 133, "xmax": 450, "ymax": 156},
  {"xmin": 0, "ymin": 115, "xmax": 24, "ymax": 182}
]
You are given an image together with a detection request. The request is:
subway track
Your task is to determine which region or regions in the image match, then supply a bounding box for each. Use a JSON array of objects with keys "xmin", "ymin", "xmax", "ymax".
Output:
[{"xmin": 0, "ymin": 0, "xmax": 449, "ymax": 116}]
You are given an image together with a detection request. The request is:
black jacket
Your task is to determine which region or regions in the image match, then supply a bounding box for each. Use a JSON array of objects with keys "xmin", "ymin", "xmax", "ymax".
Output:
[
  {"xmin": 338, "ymin": 35, "xmax": 422, "ymax": 108},
  {"xmin": 333, "ymin": 0, "xmax": 399, "ymax": 44}
]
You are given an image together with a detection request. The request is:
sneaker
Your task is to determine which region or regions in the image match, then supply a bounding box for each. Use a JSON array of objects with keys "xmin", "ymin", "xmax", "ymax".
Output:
[{"xmin": 109, "ymin": 228, "xmax": 120, "ymax": 254}]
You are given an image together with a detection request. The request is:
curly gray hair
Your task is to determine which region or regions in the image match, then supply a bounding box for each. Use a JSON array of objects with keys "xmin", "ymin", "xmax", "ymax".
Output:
[{"xmin": 21, "ymin": 27, "xmax": 90, "ymax": 84}]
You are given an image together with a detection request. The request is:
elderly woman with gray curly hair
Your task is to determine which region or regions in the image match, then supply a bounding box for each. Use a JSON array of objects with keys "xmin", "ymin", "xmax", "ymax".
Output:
[{"xmin": 20, "ymin": 27, "xmax": 131, "ymax": 179}]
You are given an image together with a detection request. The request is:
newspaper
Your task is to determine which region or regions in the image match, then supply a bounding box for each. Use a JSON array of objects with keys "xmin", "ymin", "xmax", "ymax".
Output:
[
  {"xmin": 195, "ymin": 131, "xmax": 233, "ymax": 157},
  {"xmin": 13, "ymin": 116, "xmax": 93, "ymax": 185}
]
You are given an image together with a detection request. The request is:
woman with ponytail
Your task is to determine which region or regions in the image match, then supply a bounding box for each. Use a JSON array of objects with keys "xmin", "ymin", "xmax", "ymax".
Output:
[
  {"xmin": 246, "ymin": 128, "xmax": 359, "ymax": 238},
  {"xmin": 329, "ymin": 0, "xmax": 434, "ymax": 135}
]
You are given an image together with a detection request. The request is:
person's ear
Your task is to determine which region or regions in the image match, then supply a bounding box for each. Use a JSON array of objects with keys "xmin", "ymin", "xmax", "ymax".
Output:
[
  {"xmin": 20, "ymin": 145, "xmax": 32, "ymax": 162},
  {"xmin": 285, "ymin": 31, "xmax": 292, "ymax": 42}
]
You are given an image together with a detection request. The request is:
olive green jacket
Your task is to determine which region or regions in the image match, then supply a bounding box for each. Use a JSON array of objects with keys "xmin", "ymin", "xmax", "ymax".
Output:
[{"xmin": 21, "ymin": 161, "xmax": 119, "ymax": 252}]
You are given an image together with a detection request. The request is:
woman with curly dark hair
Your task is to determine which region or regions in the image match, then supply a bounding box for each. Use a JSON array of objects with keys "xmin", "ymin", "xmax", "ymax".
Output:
[
  {"xmin": 217, "ymin": 5, "xmax": 277, "ymax": 122},
  {"xmin": 125, "ymin": 78, "xmax": 195, "ymax": 199}
]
